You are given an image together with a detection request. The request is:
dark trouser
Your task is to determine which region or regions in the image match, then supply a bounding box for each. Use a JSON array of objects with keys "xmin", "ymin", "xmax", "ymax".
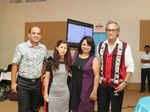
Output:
[
  {"xmin": 141, "ymin": 68, "xmax": 150, "ymax": 91},
  {"xmin": 97, "ymin": 83, "xmax": 124, "ymax": 112},
  {"xmin": 17, "ymin": 76, "xmax": 42, "ymax": 112}
]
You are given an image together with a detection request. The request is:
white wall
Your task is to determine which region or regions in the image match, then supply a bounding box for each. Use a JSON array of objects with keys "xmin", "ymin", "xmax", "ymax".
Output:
[
  {"xmin": 1, "ymin": 0, "xmax": 150, "ymax": 82},
  {"xmin": 0, "ymin": 0, "xmax": 4, "ymax": 55}
]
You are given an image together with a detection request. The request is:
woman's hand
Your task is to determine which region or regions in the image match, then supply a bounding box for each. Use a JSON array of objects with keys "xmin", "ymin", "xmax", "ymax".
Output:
[
  {"xmin": 89, "ymin": 90, "xmax": 97, "ymax": 101},
  {"xmin": 44, "ymin": 93, "xmax": 48, "ymax": 102},
  {"xmin": 89, "ymin": 57, "xmax": 99, "ymax": 101}
]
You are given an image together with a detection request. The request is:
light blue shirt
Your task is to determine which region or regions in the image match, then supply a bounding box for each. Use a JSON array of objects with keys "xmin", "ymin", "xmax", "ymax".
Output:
[{"xmin": 12, "ymin": 40, "xmax": 48, "ymax": 79}]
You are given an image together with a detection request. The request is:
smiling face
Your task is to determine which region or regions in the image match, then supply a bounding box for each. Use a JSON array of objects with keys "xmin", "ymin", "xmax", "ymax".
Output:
[
  {"xmin": 81, "ymin": 39, "xmax": 92, "ymax": 54},
  {"xmin": 106, "ymin": 23, "xmax": 120, "ymax": 41},
  {"xmin": 56, "ymin": 43, "xmax": 68, "ymax": 57},
  {"xmin": 28, "ymin": 27, "xmax": 41, "ymax": 44}
]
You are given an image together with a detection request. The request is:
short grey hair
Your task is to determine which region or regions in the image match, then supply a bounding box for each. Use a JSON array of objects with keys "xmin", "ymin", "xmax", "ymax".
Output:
[{"xmin": 105, "ymin": 20, "xmax": 120, "ymax": 32}]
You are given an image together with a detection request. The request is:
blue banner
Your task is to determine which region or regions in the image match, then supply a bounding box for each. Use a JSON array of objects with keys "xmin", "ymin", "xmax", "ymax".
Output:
[{"xmin": 93, "ymin": 32, "xmax": 107, "ymax": 56}]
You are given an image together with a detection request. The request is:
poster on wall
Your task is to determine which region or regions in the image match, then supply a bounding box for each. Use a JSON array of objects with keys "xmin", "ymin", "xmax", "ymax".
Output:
[{"xmin": 93, "ymin": 32, "xmax": 107, "ymax": 56}]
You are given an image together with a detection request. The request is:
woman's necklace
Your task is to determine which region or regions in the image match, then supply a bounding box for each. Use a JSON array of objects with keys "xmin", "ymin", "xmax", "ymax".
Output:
[{"xmin": 79, "ymin": 54, "xmax": 89, "ymax": 59}]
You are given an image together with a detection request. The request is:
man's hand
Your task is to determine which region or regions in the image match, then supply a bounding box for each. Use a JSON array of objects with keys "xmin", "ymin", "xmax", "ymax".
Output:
[
  {"xmin": 114, "ymin": 81, "xmax": 127, "ymax": 93},
  {"xmin": 11, "ymin": 63, "xmax": 18, "ymax": 93},
  {"xmin": 11, "ymin": 83, "xmax": 17, "ymax": 93}
]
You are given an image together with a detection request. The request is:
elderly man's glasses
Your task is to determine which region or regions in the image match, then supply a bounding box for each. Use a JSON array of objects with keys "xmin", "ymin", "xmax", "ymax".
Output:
[{"xmin": 106, "ymin": 29, "xmax": 119, "ymax": 32}]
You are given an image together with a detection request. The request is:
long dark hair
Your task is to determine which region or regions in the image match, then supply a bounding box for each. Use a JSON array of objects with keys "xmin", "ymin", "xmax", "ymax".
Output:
[
  {"xmin": 78, "ymin": 36, "xmax": 95, "ymax": 56},
  {"xmin": 53, "ymin": 40, "xmax": 72, "ymax": 72}
]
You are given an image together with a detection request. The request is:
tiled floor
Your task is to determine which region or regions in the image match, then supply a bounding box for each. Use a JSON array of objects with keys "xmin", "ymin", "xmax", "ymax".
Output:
[
  {"xmin": 0, "ymin": 89, "xmax": 149, "ymax": 112},
  {"xmin": 122, "ymin": 89, "xmax": 150, "ymax": 112}
]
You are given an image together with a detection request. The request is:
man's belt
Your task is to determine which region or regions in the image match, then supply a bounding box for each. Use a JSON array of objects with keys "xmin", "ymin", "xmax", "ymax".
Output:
[{"xmin": 18, "ymin": 75, "xmax": 41, "ymax": 82}]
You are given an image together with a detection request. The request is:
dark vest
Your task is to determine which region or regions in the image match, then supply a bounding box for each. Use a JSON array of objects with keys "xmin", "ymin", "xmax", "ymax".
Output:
[{"xmin": 98, "ymin": 40, "xmax": 127, "ymax": 85}]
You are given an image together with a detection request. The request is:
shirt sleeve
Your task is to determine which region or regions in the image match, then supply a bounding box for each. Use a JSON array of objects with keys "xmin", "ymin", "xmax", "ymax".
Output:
[
  {"xmin": 125, "ymin": 44, "xmax": 134, "ymax": 73},
  {"xmin": 45, "ymin": 47, "xmax": 49, "ymax": 60},
  {"xmin": 12, "ymin": 45, "xmax": 22, "ymax": 64}
]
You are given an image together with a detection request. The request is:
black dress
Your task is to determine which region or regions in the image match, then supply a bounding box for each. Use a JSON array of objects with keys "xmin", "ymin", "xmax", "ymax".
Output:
[{"xmin": 70, "ymin": 55, "xmax": 90, "ymax": 111}]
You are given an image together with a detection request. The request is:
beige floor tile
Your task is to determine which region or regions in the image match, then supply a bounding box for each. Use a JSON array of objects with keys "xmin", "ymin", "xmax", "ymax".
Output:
[{"xmin": 0, "ymin": 89, "xmax": 149, "ymax": 112}]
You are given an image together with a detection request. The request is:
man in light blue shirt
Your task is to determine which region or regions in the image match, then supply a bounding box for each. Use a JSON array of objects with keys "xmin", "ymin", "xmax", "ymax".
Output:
[{"xmin": 11, "ymin": 26, "xmax": 48, "ymax": 112}]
